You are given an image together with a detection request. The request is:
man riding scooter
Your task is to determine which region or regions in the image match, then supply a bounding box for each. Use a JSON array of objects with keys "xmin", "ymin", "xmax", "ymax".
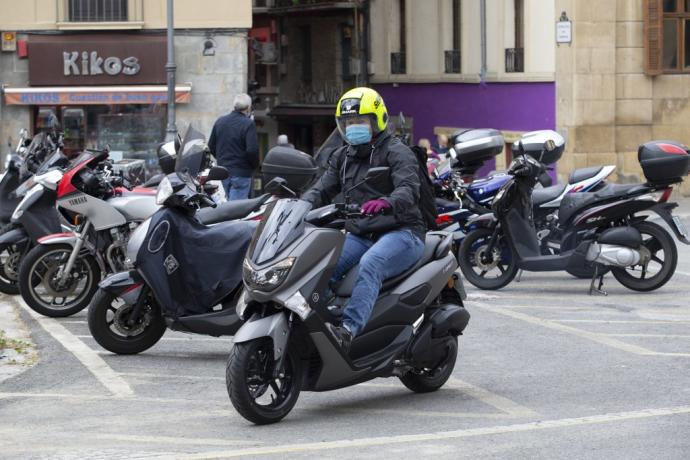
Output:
[{"xmin": 302, "ymin": 87, "xmax": 425, "ymax": 352}]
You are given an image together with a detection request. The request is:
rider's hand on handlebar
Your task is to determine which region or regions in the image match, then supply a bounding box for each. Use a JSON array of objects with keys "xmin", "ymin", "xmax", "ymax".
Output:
[{"xmin": 361, "ymin": 199, "xmax": 392, "ymax": 216}]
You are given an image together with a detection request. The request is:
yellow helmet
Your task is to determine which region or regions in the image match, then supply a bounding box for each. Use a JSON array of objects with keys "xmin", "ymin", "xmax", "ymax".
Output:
[{"xmin": 335, "ymin": 87, "xmax": 389, "ymax": 143}]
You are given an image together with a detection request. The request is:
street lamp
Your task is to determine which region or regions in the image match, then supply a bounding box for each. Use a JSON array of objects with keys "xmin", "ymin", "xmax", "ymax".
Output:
[{"xmin": 165, "ymin": 0, "xmax": 177, "ymax": 141}]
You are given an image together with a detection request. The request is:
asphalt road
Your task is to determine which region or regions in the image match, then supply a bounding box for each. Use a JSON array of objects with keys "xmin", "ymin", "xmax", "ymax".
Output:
[{"xmin": 1, "ymin": 213, "xmax": 690, "ymax": 459}]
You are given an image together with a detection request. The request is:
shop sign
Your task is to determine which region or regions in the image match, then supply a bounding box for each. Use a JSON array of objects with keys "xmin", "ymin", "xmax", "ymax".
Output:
[
  {"xmin": 28, "ymin": 34, "xmax": 166, "ymax": 86},
  {"xmin": 3, "ymin": 87, "xmax": 192, "ymax": 106}
]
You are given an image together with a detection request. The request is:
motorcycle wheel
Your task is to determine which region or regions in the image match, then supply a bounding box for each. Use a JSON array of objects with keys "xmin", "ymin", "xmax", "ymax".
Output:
[
  {"xmin": 87, "ymin": 289, "xmax": 166, "ymax": 354},
  {"xmin": 458, "ymin": 228, "xmax": 518, "ymax": 290},
  {"xmin": 612, "ymin": 221, "xmax": 677, "ymax": 292},
  {"xmin": 0, "ymin": 243, "xmax": 22, "ymax": 295},
  {"xmin": 399, "ymin": 336, "xmax": 457, "ymax": 393},
  {"xmin": 226, "ymin": 338, "xmax": 302, "ymax": 425},
  {"xmin": 18, "ymin": 243, "xmax": 100, "ymax": 317}
]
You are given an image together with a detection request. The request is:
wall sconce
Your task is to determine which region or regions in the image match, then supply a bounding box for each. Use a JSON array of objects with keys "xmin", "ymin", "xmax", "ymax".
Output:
[{"xmin": 203, "ymin": 37, "xmax": 216, "ymax": 56}]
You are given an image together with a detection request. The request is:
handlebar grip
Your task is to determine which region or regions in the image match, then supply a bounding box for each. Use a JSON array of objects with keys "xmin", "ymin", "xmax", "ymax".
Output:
[{"xmin": 201, "ymin": 194, "xmax": 217, "ymax": 208}]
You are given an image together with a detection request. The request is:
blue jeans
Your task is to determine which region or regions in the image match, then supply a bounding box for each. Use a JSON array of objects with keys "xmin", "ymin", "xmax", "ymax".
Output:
[
  {"xmin": 223, "ymin": 176, "xmax": 252, "ymax": 201},
  {"xmin": 330, "ymin": 229, "xmax": 425, "ymax": 336}
]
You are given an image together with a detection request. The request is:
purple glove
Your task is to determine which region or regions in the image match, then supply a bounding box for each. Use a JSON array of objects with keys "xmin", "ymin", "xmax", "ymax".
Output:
[{"xmin": 361, "ymin": 198, "xmax": 392, "ymax": 215}]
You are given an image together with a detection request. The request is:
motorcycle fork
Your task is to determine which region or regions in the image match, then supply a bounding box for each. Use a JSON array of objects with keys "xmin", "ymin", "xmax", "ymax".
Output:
[
  {"xmin": 482, "ymin": 224, "xmax": 502, "ymax": 263},
  {"xmin": 58, "ymin": 220, "xmax": 91, "ymax": 285},
  {"xmin": 272, "ymin": 312, "xmax": 293, "ymax": 379},
  {"xmin": 127, "ymin": 285, "xmax": 150, "ymax": 327}
]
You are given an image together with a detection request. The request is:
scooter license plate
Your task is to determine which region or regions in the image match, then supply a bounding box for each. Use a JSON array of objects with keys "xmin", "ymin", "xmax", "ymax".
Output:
[{"xmin": 672, "ymin": 216, "xmax": 689, "ymax": 238}]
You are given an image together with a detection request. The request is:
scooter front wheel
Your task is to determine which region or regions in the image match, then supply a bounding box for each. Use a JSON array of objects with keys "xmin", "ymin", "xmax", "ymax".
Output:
[
  {"xmin": 87, "ymin": 289, "xmax": 166, "ymax": 354},
  {"xmin": 226, "ymin": 338, "xmax": 302, "ymax": 425},
  {"xmin": 18, "ymin": 243, "xmax": 100, "ymax": 317},
  {"xmin": 611, "ymin": 221, "xmax": 677, "ymax": 292},
  {"xmin": 458, "ymin": 228, "xmax": 518, "ymax": 290}
]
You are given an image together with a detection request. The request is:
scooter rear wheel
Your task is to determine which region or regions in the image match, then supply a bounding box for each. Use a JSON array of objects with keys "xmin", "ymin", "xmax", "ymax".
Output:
[
  {"xmin": 88, "ymin": 289, "xmax": 166, "ymax": 355},
  {"xmin": 0, "ymin": 243, "xmax": 22, "ymax": 295},
  {"xmin": 400, "ymin": 336, "xmax": 457, "ymax": 393},
  {"xmin": 226, "ymin": 338, "xmax": 302, "ymax": 425},
  {"xmin": 458, "ymin": 228, "xmax": 518, "ymax": 290},
  {"xmin": 611, "ymin": 221, "xmax": 677, "ymax": 292}
]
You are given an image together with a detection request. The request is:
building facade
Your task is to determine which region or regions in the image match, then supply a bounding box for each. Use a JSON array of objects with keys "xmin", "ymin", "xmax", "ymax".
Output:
[
  {"xmin": 0, "ymin": 0, "xmax": 251, "ymax": 175},
  {"xmin": 556, "ymin": 0, "xmax": 690, "ymax": 194},
  {"xmin": 369, "ymin": 0, "xmax": 557, "ymax": 174}
]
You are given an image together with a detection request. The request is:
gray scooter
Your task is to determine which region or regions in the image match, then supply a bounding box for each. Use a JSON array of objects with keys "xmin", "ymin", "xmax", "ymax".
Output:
[{"xmin": 227, "ymin": 171, "xmax": 471, "ymax": 424}]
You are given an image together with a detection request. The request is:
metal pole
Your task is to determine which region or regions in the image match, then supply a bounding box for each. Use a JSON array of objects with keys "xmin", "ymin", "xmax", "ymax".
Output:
[{"xmin": 165, "ymin": 0, "xmax": 177, "ymax": 141}]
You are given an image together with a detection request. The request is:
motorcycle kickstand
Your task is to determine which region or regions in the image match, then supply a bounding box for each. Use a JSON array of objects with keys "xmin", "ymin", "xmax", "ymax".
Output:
[
  {"xmin": 588, "ymin": 266, "xmax": 608, "ymax": 296},
  {"xmin": 516, "ymin": 269, "xmax": 523, "ymax": 282}
]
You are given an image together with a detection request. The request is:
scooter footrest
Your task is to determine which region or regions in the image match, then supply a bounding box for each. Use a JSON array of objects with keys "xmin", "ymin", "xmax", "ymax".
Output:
[{"xmin": 351, "ymin": 326, "xmax": 413, "ymax": 370}]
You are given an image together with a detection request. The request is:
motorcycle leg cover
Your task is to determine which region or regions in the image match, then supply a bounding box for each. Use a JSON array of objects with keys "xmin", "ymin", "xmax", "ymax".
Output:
[{"xmin": 137, "ymin": 209, "xmax": 257, "ymax": 318}]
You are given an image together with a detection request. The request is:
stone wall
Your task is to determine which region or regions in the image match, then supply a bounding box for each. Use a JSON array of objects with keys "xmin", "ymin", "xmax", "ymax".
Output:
[
  {"xmin": 556, "ymin": 0, "xmax": 690, "ymax": 195},
  {"xmin": 175, "ymin": 32, "xmax": 248, "ymax": 139}
]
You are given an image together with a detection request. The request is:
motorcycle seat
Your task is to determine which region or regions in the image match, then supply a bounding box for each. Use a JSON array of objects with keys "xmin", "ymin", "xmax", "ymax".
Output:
[
  {"xmin": 435, "ymin": 197, "xmax": 460, "ymax": 210},
  {"xmin": 568, "ymin": 166, "xmax": 603, "ymax": 185},
  {"xmin": 558, "ymin": 183, "xmax": 651, "ymax": 224},
  {"xmin": 333, "ymin": 232, "xmax": 446, "ymax": 297},
  {"xmin": 197, "ymin": 194, "xmax": 271, "ymax": 225},
  {"xmin": 532, "ymin": 183, "xmax": 567, "ymax": 207}
]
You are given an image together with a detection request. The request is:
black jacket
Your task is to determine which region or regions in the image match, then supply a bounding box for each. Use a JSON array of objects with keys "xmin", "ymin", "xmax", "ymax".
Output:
[
  {"xmin": 303, "ymin": 133, "xmax": 425, "ymax": 240},
  {"xmin": 208, "ymin": 111, "xmax": 259, "ymax": 177}
]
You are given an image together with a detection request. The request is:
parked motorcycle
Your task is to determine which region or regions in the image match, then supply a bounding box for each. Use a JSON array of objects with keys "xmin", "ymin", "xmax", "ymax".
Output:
[
  {"xmin": 225, "ymin": 170, "xmax": 470, "ymax": 424},
  {"xmin": 457, "ymin": 136, "xmax": 690, "ymax": 293},
  {"xmin": 86, "ymin": 139, "xmax": 316, "ymax": 354},
  {"xmin": 0, "ymin": 137, "xmax": 72, "ymax": 294},
  {"xmin": 0, "ymin": 129, "xmax": 31, "ymax": 225}
]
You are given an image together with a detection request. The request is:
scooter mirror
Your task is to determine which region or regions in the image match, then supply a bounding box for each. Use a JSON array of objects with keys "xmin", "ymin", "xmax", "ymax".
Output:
[
  {"xmin": 265, "ymin": 177, "xmax": 296, "ymax": 197},
  {"xmin": 206, "ymin": 166, "xmax": 229, "ymax": 181},
  {"xmin": 365, "ymin": 166, "xmax": 390, "ymax": 182}
]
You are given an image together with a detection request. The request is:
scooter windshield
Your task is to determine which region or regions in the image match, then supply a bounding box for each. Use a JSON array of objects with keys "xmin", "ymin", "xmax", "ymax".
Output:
[
  {"xmin": 176, "ymin": 125, "xmax": 208, "ymax": 176},
  {"xmin": 247, "ymin": 199, "xmax": 311, "ymax": 265}
]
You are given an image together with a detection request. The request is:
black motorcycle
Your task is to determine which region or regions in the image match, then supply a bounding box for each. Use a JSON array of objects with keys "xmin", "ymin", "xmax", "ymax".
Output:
[{"xmin": 458, "ymin": 137, "xmax": 690, "ymax": 293}]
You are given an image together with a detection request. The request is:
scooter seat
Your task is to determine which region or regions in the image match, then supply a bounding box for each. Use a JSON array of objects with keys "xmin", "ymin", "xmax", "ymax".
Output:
[
  {"xmin": 435, "ymin": 197, "xmax": 460, "ymax": 210},
  {"xmin": 568, "ymin": 166, "xmax": 603, "ymax": 185},
  {"xmin": 333, "ymin": 233, "xmax": 446, "ymax": 297},
  {"xmin": 532, "ymin": 183, "xmax": 566, "ymax": 207},
  {"xmin": 197, "ymin": 194, "xmax": 271, "ymax": 225},
  {"xmin": 558, "ymin": 183, "xmax": 651, "ymax": 225}
]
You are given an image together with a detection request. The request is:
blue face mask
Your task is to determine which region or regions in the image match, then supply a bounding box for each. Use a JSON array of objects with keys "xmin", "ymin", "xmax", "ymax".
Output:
[{"xmin": 345, "ymin": 124, "xmax": 373, "ymax": 145}]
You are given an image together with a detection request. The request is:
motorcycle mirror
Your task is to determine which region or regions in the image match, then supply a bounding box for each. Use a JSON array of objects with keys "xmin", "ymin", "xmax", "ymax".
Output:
[
  {"xmin": 206, "ymin": 166, "xmax": 229, "ymax": 181},
  {"xmin": 365, "ymin": 166, "xmax": 390, "ymax": 182},
  {"xmin": 265, "ymin": 177, "xmax": 296, "ymax": 197}
]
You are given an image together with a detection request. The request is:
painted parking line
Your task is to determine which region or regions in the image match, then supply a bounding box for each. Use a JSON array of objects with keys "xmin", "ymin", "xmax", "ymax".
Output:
[
  {"xmin": 474, "ymin": 303, "xmax": 690, "ymax": 357},
  {"xmin": 12, "ymin": 298, "xmax": 134, "ymax": 397},
  {"xmin": 74, "ymin": 334, "xmax": 234, "ymax": 343},
  {"xmin": 605, "ymin": 334, "xmax": 690, "ymax": 338},
  {"xmin": 169, "ymin": 404, "xmax": 690, "ymax": 459},
  {"xmin": 553, "ymin": 319, "xmax": 690, "ymax": 324},
  {"xmin": 85, "ymin": 433, "xmax": 259, "ymax": 447}
]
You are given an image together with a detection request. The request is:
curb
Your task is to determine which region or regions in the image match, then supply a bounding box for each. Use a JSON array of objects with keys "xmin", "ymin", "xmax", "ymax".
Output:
[{"xmin": 0, "ymin": 294, "xmax": 37, "ymax": 383}]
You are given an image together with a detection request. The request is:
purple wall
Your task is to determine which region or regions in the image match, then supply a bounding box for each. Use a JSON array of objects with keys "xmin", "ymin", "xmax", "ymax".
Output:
[{"xmin": 374, "ymin": 82, "xmax": 556, "ymax": 175}]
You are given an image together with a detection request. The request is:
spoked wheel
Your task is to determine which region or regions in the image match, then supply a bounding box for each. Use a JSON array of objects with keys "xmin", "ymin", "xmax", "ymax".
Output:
[
  {"xmin": 458, "ymin": 228, "xmax": 518, "ymax": 290},
  {"xmin": 87, "ymin": 289, "xmax": 166, "ymax": 354},
  {"xmin": 18, "ymin": 243, "xmax": 100, "ymax": 317},
  {"xmin": 0, "ymin": 243, "xmax": 23, "ymax": 295},
  {"xmin": 226, "ymin": 338, "xmax": 302, "ymax": 425},
  {"xmin": 612, "ymin": 221, "xmax": 677, "ymax": 292},
  {"xmin": 400, "ymin": 336, "xmax": 458, "ymax": 393}
]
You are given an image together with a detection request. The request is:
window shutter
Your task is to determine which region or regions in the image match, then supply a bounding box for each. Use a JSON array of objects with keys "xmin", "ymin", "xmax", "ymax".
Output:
[{"xmin": 644, "ymin": 0, "xmax": 663, "ymax": 75}]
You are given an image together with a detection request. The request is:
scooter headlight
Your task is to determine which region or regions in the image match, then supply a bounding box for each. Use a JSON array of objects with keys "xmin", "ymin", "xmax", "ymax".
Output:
[
  {"xmin": 243, "ymin": 257, "xmax": 295, "ymax": 292},
  {"xmin": 156, "ymin": 176, "xmax": 173, "ymax": 205}
]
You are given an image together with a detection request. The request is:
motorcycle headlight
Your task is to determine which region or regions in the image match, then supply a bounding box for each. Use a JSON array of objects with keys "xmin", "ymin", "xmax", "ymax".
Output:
[
  {"xmin": 156, "ymin": 176, "xmax": 173, "ymax": 205},
  {"xmin": 243, "ymin": 257, "xmax": 295, "ymax": 292}
]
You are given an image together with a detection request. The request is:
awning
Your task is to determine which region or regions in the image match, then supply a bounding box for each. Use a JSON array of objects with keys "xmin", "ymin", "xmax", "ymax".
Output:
[
  {"xmin": 268, "ymin": 104, "xmax": 336, "ymax": 118},
  {"xmin": 2, "ymin": 84, "xmax": 192, "ymax": 105}
]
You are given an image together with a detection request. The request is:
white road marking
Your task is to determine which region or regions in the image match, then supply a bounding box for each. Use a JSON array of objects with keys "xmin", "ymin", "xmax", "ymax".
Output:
[
  {"xmin": 119, "ymin": 372, "xmax": 225, "ymax": 381},
  {"xmin": 58, "ymin": 320, "xmax": 87, "ymax": 324},
  {"xmin": 170, "ymin": 404, "xmax": 690, "ymax": 459},
  {"xmin": 474, "ymin": 303, "xmax": 690, "ymax": 357},
  {"xmin": 552, "ymin": 319, "xmax": 690, "ymax": 324},
  {"xmin": 605, "ymin": 334, "xmax": 690, "ymax": 338},
  {"xmin": 446, "ymin": 377, "xmax": 538, "ymax": 417},
  {"xmin": 75, "ymin": 334, "xmax": 234, "ymax": 343},
  {"xmin": 12, "ymin": 298, "xmax": 134, "ymax": 397},
  {"xmin": 675, "ymin": 270, "xmax": 690, "ymax": 277}
]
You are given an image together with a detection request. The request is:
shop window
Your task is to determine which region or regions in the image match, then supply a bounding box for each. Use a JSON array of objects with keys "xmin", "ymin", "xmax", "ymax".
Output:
[
  {"xmin": 68, "ymin": 0, "xmax": 128, "ymax": 22},
  {"xmin": 645, "ymin": 0, "xmax": 690, "ymax": 73},
  {"xmin": 444, "ymin": 0, "xmax": 462, "ymax": 74},
  {"xmin": 391, "ymin": 0, "xmax": 406, "ymax": 74},
  {"xmin": 505, "ymin": 0, "xmax": 524, "ymax": 73}
]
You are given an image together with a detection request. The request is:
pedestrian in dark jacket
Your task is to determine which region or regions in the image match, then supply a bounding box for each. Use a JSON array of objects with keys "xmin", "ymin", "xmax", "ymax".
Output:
[
  {"xmin": 208, "ymin": 94, "xmax": 259, "ymax": 200},
  {"xmin": 302, "ymin": 87, "xmax": 425, "ymax": 353}
]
